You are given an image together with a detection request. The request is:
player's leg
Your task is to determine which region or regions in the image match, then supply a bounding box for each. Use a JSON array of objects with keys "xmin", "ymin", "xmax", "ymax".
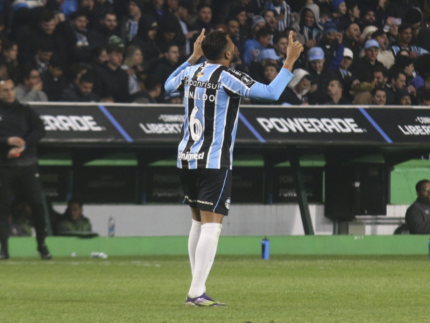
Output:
[
  {"xmin": 189, "ymin": 207, "xmax": 202, "ymax": 275},
  {"xmin": 186, "ymin": 168, "xmax": 231, "ymax": 306},
  {"xmin": 0, "ymin": 168, "xmax": 16, "ymax": 259}
]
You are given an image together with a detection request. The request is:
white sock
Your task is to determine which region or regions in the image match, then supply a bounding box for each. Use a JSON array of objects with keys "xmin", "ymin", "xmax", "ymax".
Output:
[
  {"xmin": 188, "ymin": 223, "xmax": 222, "ymax": 298},
  {"xmin": 188, "ymin": 219, "xmax": 201, "ymax": 276}
]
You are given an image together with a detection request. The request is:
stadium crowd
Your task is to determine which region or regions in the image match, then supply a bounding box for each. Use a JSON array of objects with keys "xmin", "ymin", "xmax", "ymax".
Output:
[{"xmin": 1, "ymin": 0, "xmax": 430, "ymax": 106}]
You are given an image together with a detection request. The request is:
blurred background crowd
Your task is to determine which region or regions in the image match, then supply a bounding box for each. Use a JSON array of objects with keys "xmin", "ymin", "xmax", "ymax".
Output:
[{"xmin": 0, "ymin": 0, "xmax": 430, "ymax": 106}]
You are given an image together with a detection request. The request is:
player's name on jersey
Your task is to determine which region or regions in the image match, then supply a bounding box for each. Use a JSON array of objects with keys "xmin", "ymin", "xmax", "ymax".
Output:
[
  {"xmin": 184, "ymin": 77, "xmax": 220, "ymax": 90},
  {"xmin": 184, "ymin": 90, "xmax": 216, "ymax": 102},
  {"xmin": 178, "ymin": 151, "xmax": 205, "ymax": 161}
]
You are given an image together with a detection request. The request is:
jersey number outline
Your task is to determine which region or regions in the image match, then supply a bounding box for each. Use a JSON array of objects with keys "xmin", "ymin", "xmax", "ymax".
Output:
[{"xmin": 190, "ymin": 106, "xmax": 203, "ymax": 141}]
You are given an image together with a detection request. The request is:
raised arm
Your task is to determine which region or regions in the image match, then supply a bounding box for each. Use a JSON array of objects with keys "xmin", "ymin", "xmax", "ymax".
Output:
[{"xmin": 165, "ymin": 29, "xmax": 206, "ymax": 93}]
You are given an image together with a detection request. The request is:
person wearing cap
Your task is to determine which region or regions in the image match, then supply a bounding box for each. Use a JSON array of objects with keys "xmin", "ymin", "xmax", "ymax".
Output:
[
  {"xmin": 243, "ymin": 27, "xmax": 272, "ymax": 66},
  {"xmin": 307, "ymin": 46, "xmax": 337, "ymax": 104},
  {"xmin": 250, "ymin": 15, "xmax": 266, "ymax": 38},
  {"xmin": 326, "ymin": 79, "xmax": 350, "ymax": 105},
  {"xmin": 389, "ymin": 24, "xmax": 429, "ymax": 58},
  {"xmin": 318, "ymin": 19, "xmax": 344, "ymax": 69},
  {"xmin": 343, "ymin": 22, "xmax": 361, "ymax": 59},
  {"xmin": 248, "ymin": 48, "xmax": 280, "ymax": 82},
  {"xmin": 280, "ymin": 68, "xmax": 311, "ymax": 105},
  {"xmin": 364, "ymin": 29, "xmax": 395, "ymax": 69},
  {"xmin": 336, "ymin": 47, "xmax": 357, "ymax": 98},
  {"xmin": 41, "ymin": 55, "xmax": 67, "ymax": 102},
  {"xmin": 120, "ymin": 0, "xmax": 146, "ymax": 44},
  {"xmin": 384, "ymin": 68, "xmax": 407, "ymax": 105},
  {"xmin": 351, "ymin": 39, "xmax": 384, "ymax": 76},
  {"xmin": 292, "ymin": 4, "xmax": 324, "ymax": 49},
  {"xmin": 371, "ymin": 87, "xmax": 387, "ymax": 105}
]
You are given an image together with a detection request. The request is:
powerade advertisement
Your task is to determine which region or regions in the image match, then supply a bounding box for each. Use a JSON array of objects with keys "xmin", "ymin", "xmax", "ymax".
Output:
[{"xmin": 31, "ymin": 104, "xmax": 430, "ymax": 145}]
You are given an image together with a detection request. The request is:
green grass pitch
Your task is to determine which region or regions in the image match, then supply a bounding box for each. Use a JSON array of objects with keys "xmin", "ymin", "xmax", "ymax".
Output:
[{"xmin": 0, "ymin": 255, "xmax": 428, "ymax": 322}]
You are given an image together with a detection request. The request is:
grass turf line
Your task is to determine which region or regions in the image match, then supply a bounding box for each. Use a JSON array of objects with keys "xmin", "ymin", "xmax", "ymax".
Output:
[{"xmin": 0, "ymin": 255, "xmax": 427, "ymax": 323}]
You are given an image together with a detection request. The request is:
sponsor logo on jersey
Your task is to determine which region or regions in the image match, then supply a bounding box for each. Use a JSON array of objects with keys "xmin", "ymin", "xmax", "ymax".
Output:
[
  {"xmin": 184, "ymin": 78, "xmax": 220, "ymax": 90},
  {"xmin": 41, "ymin": 115, "xmax": 104, "ymax": 131},
  {"xmin": 256, "ymin": 117, "xmax": 364, "ymax": 134},
  {"xmin": 241, "ymin": 75, "xmax": 254, "ymax": 86},
  {"xmin": 178, "ymin": 151, "xmax": 205, "ymax": 161},
  {"xmin": 185, "ymin": 90, "xmax": 216, "ymax": 102}
]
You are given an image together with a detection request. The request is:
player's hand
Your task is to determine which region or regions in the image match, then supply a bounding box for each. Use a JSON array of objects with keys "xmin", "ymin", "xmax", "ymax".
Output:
[
  {"xmin": 286, "ymin": 31, "xmax": 304, "ymax": 63},
  {"xmin": 7, "ymin": 136, "xmax": 25, "ymax": 147},
  {"xmin": 7, "ymin": 146, "xmax": 25, "ymax": 159},
  {"xmin": 189, "ymin": 29, "xmax": 206, "ymax": 63}
]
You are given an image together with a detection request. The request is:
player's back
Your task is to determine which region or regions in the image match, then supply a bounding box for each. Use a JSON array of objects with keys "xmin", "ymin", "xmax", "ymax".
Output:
[{"xmin": 178, "ymin": 62, "xmax": 243, "ymax": 170}]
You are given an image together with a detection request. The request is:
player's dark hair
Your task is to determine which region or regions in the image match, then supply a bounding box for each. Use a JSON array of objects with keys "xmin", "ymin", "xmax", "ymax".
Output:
[
  {"xmin": 371, "ymin": 87, "xmax": 386, "ymax": 96},
  {"xmin": 79, "ymin": 72, "xmax": 95, "ymax": 84},
  {"xmin": 201, "ymin": 30, "xmax": 229, "ymax": 60},
  {"xmin": 416, "ymin": 179, "xmax": 430, "ymax": 192},
  {"xmin": 398, "ymin": 24, "xmax": 412, "ymax": 34}
]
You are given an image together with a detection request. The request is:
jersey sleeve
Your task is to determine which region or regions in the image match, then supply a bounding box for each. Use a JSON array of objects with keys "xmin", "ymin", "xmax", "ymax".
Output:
[
  {"xmin": 164, "ymin": 61, "xmax": 192, "ymax": 93},
  {"xmin": 221, "ymin": 68, "xmax": 293, "ymax": 102}
]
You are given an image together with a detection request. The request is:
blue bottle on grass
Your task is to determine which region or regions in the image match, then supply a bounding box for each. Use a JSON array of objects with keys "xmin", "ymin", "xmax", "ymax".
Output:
[{"xmin": 261, "ymin": 237, "xmax": 270, "ymax": 260}]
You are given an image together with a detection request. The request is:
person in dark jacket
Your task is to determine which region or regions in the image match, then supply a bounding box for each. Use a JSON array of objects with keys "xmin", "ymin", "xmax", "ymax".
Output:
[
  {"xmin": 189, "ymin": 4, "xmax": 216, "ymax": 44},
  {"xmin": 405, "ymin": 179, "xmax": 430, "ymax": 234},
  {"xmin": 120, "ymin": 0, "xmax": 146, "ymax": 44},
  {"xmin": 280, "ymin": 68, "xmax": 311, "ymax": 105},
  {"xmin": 55, "ymin": 199, "xmax": 92, "ymax": 235},
  {"xmin": 94, "ymin": 45, "xmax": 130, "ymax": 102},
  {"xmin": 153, "ymin": 44, "xmax": 180, "ymax": 89},
  {"xmin": 41, "ymin": 56, "xmax": 67, "ymax": 102},
  {"xmin": 88, "ymin": 9, "xmax": 120, "ymax": 47},
  {"xmin": 69, "ymin": 9, "xmax": 94, "ymax": 63},
  {"xmin": 0, "ymin": 79, "xmax": 51, "ymax": 260},
  {"xmin": 131, "ymin": 16, "xmax": 162, "ymax": 68},
  {"xmin": 132, "ymin": 75, "xmax": 162, "ymax": 103},
  {"xmin": 60, "ymin": 72, "xmax": 99, "ymax": 102}
]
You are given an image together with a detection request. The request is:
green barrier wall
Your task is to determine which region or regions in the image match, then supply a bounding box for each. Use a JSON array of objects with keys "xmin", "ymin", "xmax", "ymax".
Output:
[{"xmin": 9, "ymin": 235, "xmax": 430, "ymax": 258}]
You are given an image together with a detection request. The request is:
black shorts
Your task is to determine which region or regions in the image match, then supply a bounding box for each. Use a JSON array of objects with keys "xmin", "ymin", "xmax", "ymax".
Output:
[{"xmin": 179, "ymin": 168, "xmax": 232, "ymax": 216}]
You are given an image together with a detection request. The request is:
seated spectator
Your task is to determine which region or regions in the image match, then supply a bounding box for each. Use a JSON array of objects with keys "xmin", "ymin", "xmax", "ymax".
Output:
[
  {"xmin": 70, "ymin": 9, "xmax": 93, "ymax": 63},
  {"xmin": 351, "ymin": 39, "xmax": 384, "ymax": 76},
  {"xmin": 153, "ymin": 44, "xmax": 180, "ymax": 91},
  {"xmin": 66, "ymin": 63, "xmax": 88, "ymax": 90},
  {"xmin": 41, "ymin": 56, "xmax": 67, "ymax": 101},
  {"xmin": 336, "ymin": 47, "xmax": 356, "ymax": 95},
  {"xmin": 94, "ymin": 45, "xmax": 130, "ymax": 102},
  {"xmin": 345, "ymin": 1, "xmax": 362, "ymax": 30},
  {"xmin": 293, "ymin": 4, "xmax": 323, "ymax": 49},
  {"xmin": 30, "ymin": 40, "xmax": 55, "ymax": 75},
  {"xmin": 190, "ymin": 5, "xmax": 216, "ymax": 44},
  {"xmin": 226, "ymin": 18, "xmax": 243, "ymax": 53},
  {"xmin": 405, "ymin": 179, "xmax": 430, "ymax": 234},
  {"xmin": 92, "ymin": 0, "xmax": 114, "ymax": 27},
  {"xmin": 164, "ymin": 91, "xmax": 182, "ymax": 104},
  {"xmin": 361, "ymin": 7, "xmax": 377, "ymax": 28},
  {"xmin": 371, "ymin": 87, "xmax": 387, "ymax": 105},
  {"xmin": 307, "ymin": 47, "xmax": 337, "ymax": 104},
  {"xmin": 91, "ymin": 45, "xmax": 109, "ymax": 67},
  {"xmin": 325, "ymin": 79, "xmax": 350, "ymax": 105},
  {"xmin": 243, "ymin": 27, "xmax": 273, "ymax": 66},
  {"xmin": 60, "ymin": 72, "xmax": 99, "ymax": 102},
  {"xmin": 15, "ymin": 67, "xmax": 48, "ymax": 103},
  {"xmin": 342, "ymin": 22, "xmax": 361, "ymax": 59},
  {"xmin": 2, "ymin": 40, "xmax": 20, "ymax": 84},
  {"xmin": 262, "ymin": 10, "xmax": 278, "ymax": 34},
  {"xmin": 369, "ymin": 29, "xmax": 395, "ymax": 69},
  {"xmin": 122, "ymin": 45, "xmax": 145, "ymax": 95},
  {"xmin": 318, "ymin": 20, "xmax": 343, "ymax": 68},
  {"xmin": 390, "ymin": 24, "xmax": 428, "ymax": 58},
  {"xmin": 331, "ymin": 0, "xmax": 349, "ymax": 31},
  {"xmin": 88, "ymin": 9, "xmax": 120, "ymax": 47},
  {"xmin": 396, "ymin": 89, "xmax": 412, "ymax": 105},
  {"xmin": 132, "ymin": 75, "xmax": 162, "ymax": 103},
  {"xmin": 280, "ymin": 68, "xmax": 310, "ymax": 105},
  {"xmin": 373, "ymin": 66, "xmax": 388, "ymax": 88},
  {"xmin": 120, "ymin": 0, "xmax": 145, "ymax": 44},
  {"xmin": 155, "ymin": 21, "xmax": 180, "ymax": 53},
  {"xmin": 385, "ymin": 68, "xmax": 407, "ymax": 105},
  {"xmin": 56, "ymin": 199, "xmax": 92, "ymax": 235}
]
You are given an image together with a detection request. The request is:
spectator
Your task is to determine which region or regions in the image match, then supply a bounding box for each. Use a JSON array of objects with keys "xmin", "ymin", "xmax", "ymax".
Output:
[
  {"xmin": 351, "ymin": 39, "xmax": 384, "ymax": 76},
  {"xmin": 15, "ymin": 67, "xmax": 48, "ymax": 103},
  {"xmin": 373, "ymin": 66, "xmax": 388, "ymax": 88},
  {"xmin": 280, "ymin": 68, "xmax": 311, "ymax": 105},
  {"xmin": 29, "ymin": 40, "xmax": 55, "ymax": 75},
  {"xmin": 343, "ymin": 22, "xmax": 361, "ymax": 59},
  {"xmin": 394, "ymin": 55, "xmax": 415, "ymax": 85},
  {"xmin": 331, "ymin": 0, "xmax": 349, "ymax": 31},
  {"xmin": 262, "ymin": 10, "xmax": 278, "ymax": 33},
  {"xmin": 60, "ymin": 71, "xmax": 99, "ymax": 102},
  {"xmin": 336, "ymin": 47, "xmax": 356, "ymax": 97},
  {"xmin": 361, "ymin": 8, "xmax": 377, "ymax": 28},
  {"xmin": 172, "ymin": 1, "xmax": 197, "ymax": 56},
  {"xmin": 2, "ymin": 40, "xmax": 20, "ymax": 84},
  {"xmin": 41, "ymin": 56, "xmax": 67, "ymax": 102},
  {"xmin": 346, "ymin": 0, "xmax": 362, "ymax": 29},
  {"xmin": 231, "ymin": 7, "xmax": 250, "ymax": 43},
  {"xmin": 326, "ymin": 79, "xmax": 350, "ymax": 104},
  {"xmin": 385, "ymin": 68, "xmax": 407, "ymax": 104},
  {"xmin": 93, "ymin": 0, "xmax": 114, "ymax": 26},
  {"xmin": 243, "ymin": 27, "xmax": 272, "ymax": 65},
  {"xmin": 307, "ymin": 46, "xmax": 337, "ymax": 104},
  {"xmin": 66, "ymin": 63, "xmax": 88, "ymax": 90},
  {"xmin": 371, "ymin": 87, "xmax": 387, "ymax": 105},
  {"xmin": 368, "ymin": 29, "xmax": 395, "ymax": 69},
  {"xmin": 88, "ymin": 9, "xmax": 119, "ymax": 47},
  {"xmin": 131, "ymin": 16, "xmax": 162, "ymax": 65},
  {"xmin": 91, "ymin": 45, "xmax": 109, "ymax": 67},
  {"xmin": 133, "ymin": 75, "xmax": 162, "ymax": 103},
  {"xmin": 56, "ymin": 199, "xmax": 92, "ymax": 235},
  {"xmin": 264, "ymin": 0, "xmax": 293, "ymax": 31},
  {"xmin": 273, "ymin": 32, "xmax": 288, "ymax": 68},
  {"xmin": 155, "ymin": 20, "xmax": 180, "ymax": 53},
  {"xmin": 190, "ymin": 4, "xmax": 216, "ymax": 44},
  {"xmin": 0, "ymin": 79, "xmax": 51, "ymax": 260},
  {"xmin": 146, "ymin": 0, "xmax": 167, "ymax": 23},
  {"xmin": 122, "ymin": 45, "xmax": 145, "ymax": 95},
  {"xmin": 293, "ymin": 4, "xmax": 323, "ymax": 49},
  {"xmin": 250, "ymin": 15, "xmax": 266, "ymax": 39},
  {"xmin": 120, "ymin": 0, "xmax": 145, "ymax": 44},
  {"xmin": 94, "ymin": 45, "xmax": 130, "ymax": 102},
  {"xmin": 69, "ymin": 9, "xmax": 93, "ymax": 63},
  {"xmin": 396, "ymin": 88, "xmax": 412, "ymax": 105},
  {"xmin": 319, "ymin": 20, "xmax": 344, "ymax": 68},
  {"xmin": 390, "ymin": 24, "xmax": 428, "ymax": 58},
  {"xmin": 405, "ymin": 179, "xmax": 430, "ymax": 234},
  {"xmin": 153, "ymin": 45, "xmax": 180, "ymax": 87},
  {"xmin": 226, "ymin": 18, "xmax": 243, "ymax": 53}
]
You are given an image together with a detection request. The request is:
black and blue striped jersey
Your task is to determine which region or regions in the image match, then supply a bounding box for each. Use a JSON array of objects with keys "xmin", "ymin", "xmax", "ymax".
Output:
[{"xmin": 165, "ymin": 61, "xmax": 293, "ymax": 169}]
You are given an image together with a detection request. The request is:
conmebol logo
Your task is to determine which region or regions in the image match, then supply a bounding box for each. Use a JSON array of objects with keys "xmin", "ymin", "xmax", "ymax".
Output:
[
  {"xmin": 41, "ymin": 115, "xmax": 104, "ymax": 131},
  {"xmin": 256, "ymin": 117, "xmax": 364, "ymax": 133}
]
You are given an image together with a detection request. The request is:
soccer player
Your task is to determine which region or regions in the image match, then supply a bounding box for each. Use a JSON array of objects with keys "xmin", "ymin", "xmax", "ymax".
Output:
[{"xmin": 164, "ymin": 29, "xmax": 303, "ymax": 307}]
